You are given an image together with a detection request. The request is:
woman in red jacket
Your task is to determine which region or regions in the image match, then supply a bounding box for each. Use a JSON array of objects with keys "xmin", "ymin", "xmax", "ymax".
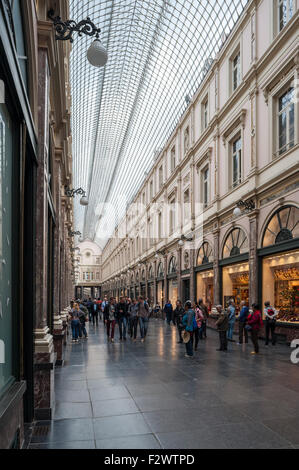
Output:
[{"xmin": 247, "ymin": 303, "xmax": 263, "ymax": 355}]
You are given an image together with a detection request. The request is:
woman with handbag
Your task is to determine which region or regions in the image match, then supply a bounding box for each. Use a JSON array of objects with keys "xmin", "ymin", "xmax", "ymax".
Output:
[
  {"xmin": 182, "ymin": 301, "xmax": 195, "ymax": 357},
  {"xmin": 247, "ymin": 303, "xmax": 263, "ymax": 354},
  {"xmin": 194, "ymin": 303, "xmax": 204, "ymax": 351}
]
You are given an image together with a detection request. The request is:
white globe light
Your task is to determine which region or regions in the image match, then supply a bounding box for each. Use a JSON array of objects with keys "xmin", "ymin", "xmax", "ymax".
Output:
[
  {"xmin": 233, "ymin": 206, "xmax": 242, "ymax": 217},
  {"xmin": 178, "ymin": 239, "xmax": 184, "ymax": 246},
  {"xmin": 155, "ymin": 253, "xmax": 159, "ymax": 259},
  {"xmin": 87, "ymin": 39, "xmax": 108, "ymax": 68},
  {"xmin": 80, "ymin": 196, "xmax": 89, "ymax": 206}
]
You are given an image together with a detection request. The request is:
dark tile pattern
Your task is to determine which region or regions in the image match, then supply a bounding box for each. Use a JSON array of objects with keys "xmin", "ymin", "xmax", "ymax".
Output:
[{"xmin": 27, "ymin": 319, "xmax": 299, "ymax": 449}]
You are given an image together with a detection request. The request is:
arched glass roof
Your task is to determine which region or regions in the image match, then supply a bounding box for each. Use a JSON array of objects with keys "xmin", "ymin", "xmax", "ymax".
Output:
[{"xmin": 70, "ymin": 0, "xmax": 249, "ymax": 247}]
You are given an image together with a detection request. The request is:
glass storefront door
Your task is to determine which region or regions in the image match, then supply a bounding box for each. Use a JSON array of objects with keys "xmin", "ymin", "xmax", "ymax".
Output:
[
  {"xmin": 262, "ymin": 249, "xmax": 299, "ymax": 323},
  {"xmin": 0, "ymin": 102, "xmax": 14, "ymax": 396}
]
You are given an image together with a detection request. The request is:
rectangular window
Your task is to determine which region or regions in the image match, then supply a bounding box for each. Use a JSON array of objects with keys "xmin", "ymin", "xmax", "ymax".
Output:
[
  {"xmin": 232, "ymin": 136, "xmax": 242, "ymax": 188},
  {"xmin": 184, "ymin": 189, "xmax": 190, "ymax": 222},
  {"xmin": 159, "ymin": 165, "xmax": 163, "ymax": 189},
  {"xmin": 171, "ymin": 146, "xmax": 176, "ymax": 172},
  {"xmin": 202, "ymin": 98, "xmax": 208, "ymax": 130},
  {"xmin": 278, "ymin": 0, "xmax": 294, "ymax": 32},
  {"xmin": 278, "ymin": 87, "xmax": 294, "ymax": 155},
  {"xmin": 202, "ymin": 166, "xmax": 209, "ymax": 208},
  {"xmin": 232, "ymin": 51, "xmax": 241, "ymax": 92},
  {"xmin": 149, "ymin": 180, "xmax": 153, "ymax": 200},
  {"xmin": 169, "ymin": 198, "xmax": 175, "ymax": 234},
  {"xmin": 158, "ymin": 212, "xmax": 162, "ymax": 240}
]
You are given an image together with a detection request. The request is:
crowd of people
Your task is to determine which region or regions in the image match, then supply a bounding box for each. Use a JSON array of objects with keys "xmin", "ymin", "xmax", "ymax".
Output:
[{"xmin": 68, "ymin": 296, "xmax": 278, "ymax": 357}]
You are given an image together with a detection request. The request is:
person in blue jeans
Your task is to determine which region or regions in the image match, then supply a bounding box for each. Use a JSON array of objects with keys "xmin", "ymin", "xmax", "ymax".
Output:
[
  {"xmin": 138, "ymin": 296, "xmax": 150, "ymax": 342},
  {"xmin": 182, "ymin": 301, "xmax": 195, "ymax": 357},
  {"xmin": 238, "ymin": 300, "xmax": 249, "ymax": 344},
  {"xmin": 116, "ymin": 297, "xmax": 128, "ymax": 341},
  {"xmin": 70, "ymin": 303, "xmax": 83, "ymax": 342},
  {"xmin": 227, "ymin": 299, "xmax": 236, "ymax": 341}
]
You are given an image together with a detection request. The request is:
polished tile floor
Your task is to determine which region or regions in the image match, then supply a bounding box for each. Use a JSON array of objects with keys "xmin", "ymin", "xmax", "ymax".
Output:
[{"xmin": 28, "ymin": 319, "xmax": 299, "ymax": 449}]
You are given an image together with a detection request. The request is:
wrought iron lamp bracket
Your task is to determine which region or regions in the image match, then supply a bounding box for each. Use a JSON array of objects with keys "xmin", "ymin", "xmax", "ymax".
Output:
[
  {"xmin": 237, "ymin": 199, "xmax": 255, "ymax": 212},
  {"xmin": 48, "ymin": 9, "xmax": 101, "ymax": 43},
  {"xmin": 65, "ymin": 186, "xmax": 86, "ymax": 198}
]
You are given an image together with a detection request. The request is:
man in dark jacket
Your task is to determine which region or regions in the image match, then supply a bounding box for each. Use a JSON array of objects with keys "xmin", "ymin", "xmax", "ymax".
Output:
[
  {"xmin": 215, "ymin": 305, "xmax": 229, "ymax": 351},
  {"xmin": 87, "ymin": 298, "xmax": 93, "ymax": 322},
  {"xmin": 116, "ymin": 297, "xmax": 128, "ymax": 341},
  {"xmin": 173, "ymin": 300, "xmax": 185, "ymax": 343},
  {"xmin": 198, "ymin": 298, "xmax": 209, "ymax": 339},
  {"xmin": 164, "ymin": 300, "xmax": 174, "ymax": 325}
]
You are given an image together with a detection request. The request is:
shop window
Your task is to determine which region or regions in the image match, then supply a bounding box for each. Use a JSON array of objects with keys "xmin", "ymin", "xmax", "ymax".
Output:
[
  {"xmin": 196, "ymin": 270, "xmax": 214, "ymax": 309},
  {"xmin": 222, "ymin": 262, "xmax": 249, "ymax": 310},
  {"xmin": 222, "ymin": 228, "xmax": 248, "ymax": 258},
  {"xmin": 262, "ymin": 206, "xmax": 299, "ymax": 247},
  {"xmin": 263, "ymin": 250, "xmax": 299, "ymax": 323},
  {"xmin": 0, "ymin": 100, "xmax": 14, "ymax": 396},
  {"xmin": 277, "ymin": 87, "xmax": 294, "ymax": 156},
  {"xmin": 197, "ymin": 241, "xmax": 213, "ymax": 265},
  {"xmin": 168, "ymin": 257, "xmax": 177, "ymax": 274}
]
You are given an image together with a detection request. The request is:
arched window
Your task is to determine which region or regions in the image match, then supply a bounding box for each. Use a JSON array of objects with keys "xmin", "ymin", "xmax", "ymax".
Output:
[
  {"xmin": 131, "ymin": 274, "xmax": 134, "ymax": 285},
  {"xmin": 148, "ymin": 265, "xmax": 153, "ymax": 279},
  {"xmin": 222, "ymin": 228, "xmax": 248, "ymax": 258},
  {"xmin": 168, "ymin": 256, "xmax": 177, "ymax": 274},
  {"xmin": 136, "ymin": 272, "xmax": 139, "ymax": 284},
  {"xmin": 197, "ymin": 241, "xmax": 213, "ymax": 265},
  {"xmin": 262, "ymin": 206, "xmax": 299, "ymax": 247},
  {"xmin": 141, "ymin": 269, "xmax": 146, "ymax": 282},
  {"xmin": 157, "ymin": 262, "xmax": 164, "ymax": 278}
]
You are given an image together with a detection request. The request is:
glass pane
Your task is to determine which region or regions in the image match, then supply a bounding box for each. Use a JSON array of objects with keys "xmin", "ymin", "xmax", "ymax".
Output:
[
  {"xmin": 0, "ymin": 103, "xmax": 13, "ymax": 395},
  {"xmin": 289, "ymin": 103, "xmax": 294, "ymax": 147},
  {"xmin": 279, "ymin": 112, "xmax": 286, "ymax": 153}
]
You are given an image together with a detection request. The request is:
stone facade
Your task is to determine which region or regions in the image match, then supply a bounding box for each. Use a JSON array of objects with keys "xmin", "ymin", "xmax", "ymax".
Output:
[{"xmin": 100, "ymin": 0, "xmax": 299, "ymax": 340}]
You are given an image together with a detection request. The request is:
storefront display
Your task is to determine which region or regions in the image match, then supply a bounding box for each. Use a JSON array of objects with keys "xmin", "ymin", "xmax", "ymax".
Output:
[
  {"xmin": 262, "ymin": 250, "xmax": 299, "ymax": 323},
  {"xmin": 196, "ymin": 270, "xmax": 214, "ymax": 309},
  {"xmin": 168, "ymin": 279, "xmax": 178, "ymax": 305},
  {"xmin": 157, "ymin": 280, "xmax": 164, "ymax": 306},
  {"xmin": 148, "ymin": 283, "xmax": 154, "ymax": 305},
  {"xmin": 222, "ymin": 262, "xmax": 249, "ymax": 311}
]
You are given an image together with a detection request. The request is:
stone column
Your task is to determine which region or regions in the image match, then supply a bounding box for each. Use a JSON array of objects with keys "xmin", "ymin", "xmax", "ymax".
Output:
[
  {"xmin": 33, "ymin": 46, "xmax": 55, "ymax": 420},
  {"xmin": 177, "ymin": 247, "xmax": 182, "ymax": 300},
  {"xmin": 153, "ymin": 260, "xmax": 157, "ymax": 304},
  {"xmin": 189, "ymin": 246, "xmax": 195, "ymax": 303},
  {"xmin": 52, "ymin": 158, "xmax": 64, "ymax": 366},
  {"xmin": 213, "ymin": 227, "xmax": 220, "ymax": 306},
  {"xmin": 249, "ymin": 209, "xmax": 259, "ymax": 306},
  {"xmin": 163, "ymin": 254, "xmax": 168, "ymax": 304}
]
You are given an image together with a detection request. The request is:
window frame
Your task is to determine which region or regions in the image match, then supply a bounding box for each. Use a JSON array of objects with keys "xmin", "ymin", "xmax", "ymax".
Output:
[
  {"xmin": 230, "ymin": 133, "xmax": 242, "ymax": 189},
  {"xmin": 277, "ymin": 86, "xmax": 295, "ymax": 156}
]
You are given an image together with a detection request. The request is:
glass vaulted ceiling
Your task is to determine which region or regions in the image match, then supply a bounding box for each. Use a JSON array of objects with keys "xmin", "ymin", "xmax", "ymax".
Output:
[{"xmin": 70, "ymin": 0, "xmax": 249, "ymax": 247}]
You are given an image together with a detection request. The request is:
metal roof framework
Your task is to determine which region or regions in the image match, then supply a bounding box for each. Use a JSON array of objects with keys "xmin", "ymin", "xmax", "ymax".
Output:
[{"xmin": 70, "ymin": 0, "xmax": 249, "ymax": 248}]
